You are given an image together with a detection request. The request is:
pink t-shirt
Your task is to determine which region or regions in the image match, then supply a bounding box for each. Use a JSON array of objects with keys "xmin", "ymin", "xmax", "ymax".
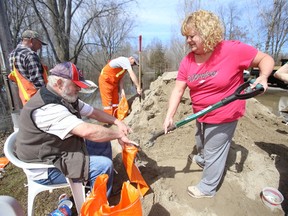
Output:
[{"xmin": 177, "ymin": 40, "xmax": 258, "ymax": 123}]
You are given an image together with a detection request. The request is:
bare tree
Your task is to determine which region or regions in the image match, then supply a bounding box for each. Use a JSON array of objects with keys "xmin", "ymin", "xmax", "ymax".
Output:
[
  {"xmin": 4, "ymin": 0, "xmax": 32, "ymax": 47},
  {"xmin": 167, "ymin": 0, "xmax": 202, "ymax": 72},
  {"xmin": 146, "ymin": 39, "xmax": 169, "ymax": 77},
  {"xmin": 176, "ymin": 0, "xmax": 201, "ymax": 17},
  {"xmin": 167, "ymin": 35, "xmax": 188, "ymax": 71},
  {"xmin": 29, "ymin": 0, "xmax": 136, "ymax": 64},
  {"xmin": 258, "ymin": 0, "xmax": 288, "ymax": 61},
  {"xmin": 82, "ymin": 1, "xmax": 135, "ymax": 73},
  {"xmin": 0, "ymin": 1, "xmax": 23, "ymax": 130},
  {"xmin": 95, "ymin": 9, "xmax": 134, "ymax": 60},
  {"xmin": 217, "ymin": 3, "xmax": 249, "ymax": 42}
]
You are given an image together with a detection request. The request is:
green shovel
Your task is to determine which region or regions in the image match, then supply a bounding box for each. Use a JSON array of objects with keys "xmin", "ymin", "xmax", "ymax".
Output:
[{"xmin": 147, "ymin": 79, "xmax": 264, "ymax": 147}]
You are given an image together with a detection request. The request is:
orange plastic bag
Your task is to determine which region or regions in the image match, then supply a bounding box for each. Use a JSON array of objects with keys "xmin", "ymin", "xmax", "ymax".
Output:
[
  {"xmin": 81, "ymin": 174, "xmax": 142, "ymax": 216},
  {"xmin": 116, "ymin": 96, "xmax": 129, "ymax": 120},
  {"xmin": 0, "ymin": 157, "xmax": 9, "ymax": 169},
  {"xmin": 122, "ymin": 145, "xmax": 149, "ymax": 196}
]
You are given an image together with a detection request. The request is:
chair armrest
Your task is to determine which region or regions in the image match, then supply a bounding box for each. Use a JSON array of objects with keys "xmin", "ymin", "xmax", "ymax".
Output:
[{"xmin": 21, "ymin": 163, "xmax": 55, "ymax": 169}]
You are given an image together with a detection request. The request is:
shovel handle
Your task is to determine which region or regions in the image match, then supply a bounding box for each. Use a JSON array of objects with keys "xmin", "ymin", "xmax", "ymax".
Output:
[
  {"xmin": 147, "ymin": 124, "xmax": 176, "ymax": 145},
  {"xmin": 220, "ymin": 78, "xmax": 264, "ymax": 106},
  {"xmin": 146, "ymin": 78, "xmax": 264, "ymax": 147},
  {"xmin": 234, "ymin": 79, "xmax": 264, "ymax": 99}
]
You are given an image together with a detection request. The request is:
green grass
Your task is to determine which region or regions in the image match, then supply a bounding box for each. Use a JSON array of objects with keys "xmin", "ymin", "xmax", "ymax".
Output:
[{"xmin": 0, "ymin": 152, "xmax": 77, "ymax": 215}]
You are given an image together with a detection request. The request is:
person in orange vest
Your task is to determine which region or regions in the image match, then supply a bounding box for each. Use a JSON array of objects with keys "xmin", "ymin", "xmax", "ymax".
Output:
[
  {"xmin": 98, "ymin": 55, "xmax": 142, "ymax": 117},
  {"xmin": 8, "ymin": 30, "xmax": 48, "ymax": 105}
]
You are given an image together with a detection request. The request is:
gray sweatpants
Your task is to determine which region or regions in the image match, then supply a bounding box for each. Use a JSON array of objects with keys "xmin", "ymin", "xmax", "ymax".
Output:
[{"xmin": 194, "ymin": 120, "xmax": 238, "ymax": 196}]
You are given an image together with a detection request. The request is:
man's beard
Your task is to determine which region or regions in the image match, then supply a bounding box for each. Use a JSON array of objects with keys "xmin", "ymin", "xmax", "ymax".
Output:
[{"xmin": 61, "ymin": 89, "xmax": 78, "ymax": 103}]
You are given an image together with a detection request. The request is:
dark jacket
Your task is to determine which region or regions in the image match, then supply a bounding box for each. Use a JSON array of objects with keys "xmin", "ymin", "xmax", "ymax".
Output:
[{"xmin": 15, "ymin": 86, "xmax": 89, "ymax": 181}]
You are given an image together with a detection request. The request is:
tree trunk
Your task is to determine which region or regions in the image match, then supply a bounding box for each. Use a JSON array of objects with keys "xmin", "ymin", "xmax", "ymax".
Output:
[{"xmin": 0, "ymin": 1, "xmax": 22, "ymax": 130}]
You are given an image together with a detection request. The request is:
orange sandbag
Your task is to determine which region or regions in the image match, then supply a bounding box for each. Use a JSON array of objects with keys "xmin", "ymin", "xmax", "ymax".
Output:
[
  {"xmin": 0, "ymin": 157, "xmax": 9, "ymax": 169},
  {"xmin": 122, "ymin": 145, "xmax": 149, "ymax": 196},
  {"xmin": 81, "ymin": 174, "xmax": 142, "ymax": 216},
  {"xmin": 117, "ymin": 96, "xmax": 129, "ymax": 120}
]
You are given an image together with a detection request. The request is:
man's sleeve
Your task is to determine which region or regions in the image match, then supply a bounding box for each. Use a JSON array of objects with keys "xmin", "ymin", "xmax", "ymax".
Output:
[
  {"xmin": 32, "ymin": 104, "xmax": 84, "ymax": 140},
  {"xmin": 78, "ymin": 100, "xmax": 93, "ymax": 116}
]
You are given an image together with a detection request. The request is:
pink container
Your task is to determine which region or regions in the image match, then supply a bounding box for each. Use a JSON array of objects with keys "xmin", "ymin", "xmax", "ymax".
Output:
[{"xmin": 261, "ymin": 187, "xmax": 284, "ymax": 210}]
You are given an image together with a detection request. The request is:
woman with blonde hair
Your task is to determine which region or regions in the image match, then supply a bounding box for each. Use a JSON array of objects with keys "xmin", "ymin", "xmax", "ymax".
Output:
[{"xmin": 163, "ymin": 10, "xmax": 274, "ymax": 198}]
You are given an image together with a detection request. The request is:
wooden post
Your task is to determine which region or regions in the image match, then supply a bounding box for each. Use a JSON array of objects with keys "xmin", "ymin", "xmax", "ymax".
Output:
[{"xmin": 138, "ymin": 35, "xmax": 142, "ymax": 102}]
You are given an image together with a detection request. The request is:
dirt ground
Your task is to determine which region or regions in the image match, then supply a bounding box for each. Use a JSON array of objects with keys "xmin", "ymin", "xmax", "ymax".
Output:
[{"xmin": 1, "ymin": 72, "xmax": 288, "ymax": 216}]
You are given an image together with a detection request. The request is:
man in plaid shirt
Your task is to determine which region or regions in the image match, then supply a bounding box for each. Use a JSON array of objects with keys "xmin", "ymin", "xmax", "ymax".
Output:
[
  {"xmin": 9, "ymin": 29, "xmax": 47, "ymax": 89},
  {"xmin": 8, "ymin": 30, "xmax": 48, "ymax": 104}
]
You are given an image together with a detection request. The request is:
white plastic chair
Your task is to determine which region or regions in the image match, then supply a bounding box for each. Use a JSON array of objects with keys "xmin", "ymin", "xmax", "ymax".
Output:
[{"xmin": 4, "ymin": 131, "xmax": 86, "ymax": 216}]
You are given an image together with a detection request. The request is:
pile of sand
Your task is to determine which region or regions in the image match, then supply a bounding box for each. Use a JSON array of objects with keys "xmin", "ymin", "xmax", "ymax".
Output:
[{"xmin": 112, "ymin": 72, "xmax": 288, "ymax": 216}]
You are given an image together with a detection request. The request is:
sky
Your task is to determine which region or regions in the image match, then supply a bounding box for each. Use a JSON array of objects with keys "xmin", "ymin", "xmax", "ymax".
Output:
[
  {"xmin": 131, "ymin": 0, "xmax": 257, "ymax": 48},
  {"xmin": 132, "ymin": 1, "xmax": 180, "ymax": 47}
]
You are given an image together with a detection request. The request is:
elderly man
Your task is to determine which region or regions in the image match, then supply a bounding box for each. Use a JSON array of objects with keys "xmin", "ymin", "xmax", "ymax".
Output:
[
  {"xmin": 9, "ymin": 30, "xmax": 48, "ymax": 105},
  {"xmin": 14, "ymin": 62, "xmax": 136, "ymax": 196}
]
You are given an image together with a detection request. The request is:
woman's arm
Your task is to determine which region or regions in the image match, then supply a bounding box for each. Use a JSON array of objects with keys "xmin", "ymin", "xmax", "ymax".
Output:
[
  {"xmin": 250, "ymin": 51, "xmax": 275, "ymax": 90},
  {"xmin": 163, "ymin": 80, "xmax": 187, "ymax": 133}
]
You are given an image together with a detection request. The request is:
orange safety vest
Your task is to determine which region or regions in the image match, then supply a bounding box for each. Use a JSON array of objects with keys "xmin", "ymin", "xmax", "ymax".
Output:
[{"xmin": 8, "ymin": 63, "xmax": 48, "ymax": 105}]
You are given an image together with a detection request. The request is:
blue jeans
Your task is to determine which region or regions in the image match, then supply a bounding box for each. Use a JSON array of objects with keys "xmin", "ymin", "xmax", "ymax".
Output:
[{"xmin": 34, "ymin": 140, "xmax": 113, "ymax": 196}]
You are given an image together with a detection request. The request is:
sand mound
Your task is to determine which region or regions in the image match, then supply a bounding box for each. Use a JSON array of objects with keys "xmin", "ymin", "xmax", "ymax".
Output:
[{"xmin": 113, "ymin": 73, "xmax": 288, "ymax": 216}]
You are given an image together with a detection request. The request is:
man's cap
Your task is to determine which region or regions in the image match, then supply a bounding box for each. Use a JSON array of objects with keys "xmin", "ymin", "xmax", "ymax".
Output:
[
  {"xmin": 22, "ymin": 30, "xmax": 48, "ymax": 45},
  {"xmin": 50, "ymin": 62, "xmax": 91, "ymax": 89},
  {"xmin": 132, "ymin": 54, "xmax": 139, "ymax": 66}
]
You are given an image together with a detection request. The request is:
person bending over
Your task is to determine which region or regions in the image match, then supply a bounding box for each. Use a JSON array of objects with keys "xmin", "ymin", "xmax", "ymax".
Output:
[{"xmin": 99, "ymin": 55, "xmax": 142, "ymax": 117}]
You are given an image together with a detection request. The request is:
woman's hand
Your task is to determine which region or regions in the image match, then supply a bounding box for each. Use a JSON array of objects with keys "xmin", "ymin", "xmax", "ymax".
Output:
[
  {"xmin": 136, "ymin": 86, "xmax": 142, "ymax": 95},
  {"xmin": 163, "ymin": 117, "xmax": 174, "ymax": 134},
  {"xmin": 251, "ymin": 76, "xmax": 269, "ymax": 92}
]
